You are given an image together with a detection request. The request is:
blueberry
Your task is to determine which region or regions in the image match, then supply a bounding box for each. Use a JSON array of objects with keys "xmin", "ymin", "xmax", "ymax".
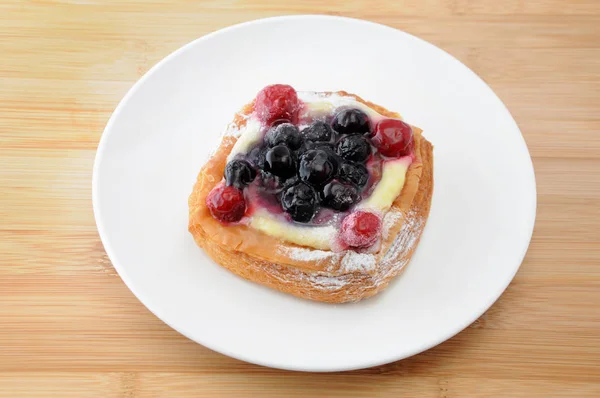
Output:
[
  {"xmin": 297, "ymin": 140, "xmax": 333, "ymax": 156},
  {"xmin": 320, "ymin": 144, "xmax": 342, "ymax": 171},
  {"xmin": 224, "ymin": 159, "xmax": 256, "ymax": 188},
  {"xmin": 301, "ymin": 121, "xmax": 333, "ymax": 142},
  {"xmin": 299, "ymin": 149, "xmax": 335, "ymax": 187},
  {"xmin": 247, "ymin": 145, "xmax": 267, "ymax": 169},
  {"xmin": 257, "ymin": 171, "xmax": 297, "ymax": 194},
  {"xmin": 338, "ymin": 162, "xmax": 369, "ymax": 189},
  {"xmin": 280, "ymin": 182, "xmax": 319, "ymax": 223},
  {"xmin": 331, "ymin": 108, "xmax": 370, "ymax": 135},
  {"xmin": 321, "ymin": 181, "xmax": 360, "ymax": 212},
  {"xmin": 265, "ymin": 123, "xmax": 302, "ymax": 150},
  {"xmin": 264, "ymin": 145, "xmax": 296, "ymax": 178},
  {"xmin": 297, "ymin": 142, "xmax": 340, "ymax": 174},
  {"xmin": 336, "ymin": 134, "xmax": 371, "ymax": 162}
]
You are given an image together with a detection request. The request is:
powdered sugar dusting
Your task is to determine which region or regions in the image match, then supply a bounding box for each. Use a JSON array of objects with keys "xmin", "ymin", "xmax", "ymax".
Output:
[
  {"xmin": 382, "ymin": 209, "xmax": 403, "ymax": 239},
  {"xmin": 309, "ymin": 274, "xmax": 349, "ymax": 290},
  {"xmin": 267, "ymin": 261, "xmax": 350, "ymax": 292},
  {"xmin": 223, "ymin": 122, "xmax": 241, "ymax": 137},
  {"xmin": 340, "ymin": 251, "xmax": 376, "ymax": 273},
  {"xmin": 380, "ymin": 209, "xmax": 424, "ymax": 277},
  {"xmin": 279, "ymin": 246, "xmax": 334, "ymax": 262},
  {"xmin": 223, "ymin": 113, "xmax": 250, "ymax": 138}
]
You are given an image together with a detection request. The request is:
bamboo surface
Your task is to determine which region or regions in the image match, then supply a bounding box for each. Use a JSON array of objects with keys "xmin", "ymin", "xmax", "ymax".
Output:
[{"xmin": 1, "ymin": 0, "xmax": 600, "ymax": 396}]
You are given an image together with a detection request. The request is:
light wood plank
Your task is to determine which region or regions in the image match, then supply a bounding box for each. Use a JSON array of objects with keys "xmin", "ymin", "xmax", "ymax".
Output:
[
  {"xmin": 2, "ymin": 372, "xmax": 598, "ymax": 397},
  {"xmin": 136, "ymin": 373, "xmax": 441, "ymax": 397},
  {"xmin": 0, "ymin": 373, "xmax": 123, "ymax": 398},
  {"xmin": 445, "ymin": 377, "xmax": 600, "ymax": 397}
]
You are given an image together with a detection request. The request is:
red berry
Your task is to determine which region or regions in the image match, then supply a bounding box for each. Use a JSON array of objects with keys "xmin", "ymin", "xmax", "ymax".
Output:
[
  {"xmin": 206, "ymin": 184, "xmax": 246, "ymax": 223},
  {"xmin": 372, "ymin": 119, "xmax": 414, "ymax": 157},
  {"xmin": 255, "ymin": 84, "xmax": 300, "ymax": 125},
  {"xmin": 340, "ymin": 211, "xmax": 381, "ymax": 248}
]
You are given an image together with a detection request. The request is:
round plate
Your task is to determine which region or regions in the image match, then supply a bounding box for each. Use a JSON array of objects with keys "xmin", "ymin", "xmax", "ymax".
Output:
[{"xmin": 93, "ymin": 15, "xmax": 536, "ymax": 372}]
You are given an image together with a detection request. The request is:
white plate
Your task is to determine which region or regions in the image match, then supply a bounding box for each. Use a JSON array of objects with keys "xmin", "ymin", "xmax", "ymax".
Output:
[{"xmin": 93, "ymin": 15, "xmax": 536, "ymax": 372}]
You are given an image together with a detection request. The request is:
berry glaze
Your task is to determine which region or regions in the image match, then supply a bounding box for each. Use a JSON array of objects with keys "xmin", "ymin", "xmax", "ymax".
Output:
[{"xmin": 207, "ymin": 84, "xmax": 415, "ymax": 251}]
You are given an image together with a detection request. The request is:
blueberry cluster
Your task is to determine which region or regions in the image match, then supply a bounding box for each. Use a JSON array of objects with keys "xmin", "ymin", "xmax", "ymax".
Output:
[{"xmin": 224, "ymin": 109, "xmax": 373, "ymax": 223}]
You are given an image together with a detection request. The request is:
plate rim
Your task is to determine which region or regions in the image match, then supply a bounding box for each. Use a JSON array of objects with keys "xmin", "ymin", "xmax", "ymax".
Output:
[{"xmin": 92, "ymin": 14, "xmax": 537, "ymax": 372}]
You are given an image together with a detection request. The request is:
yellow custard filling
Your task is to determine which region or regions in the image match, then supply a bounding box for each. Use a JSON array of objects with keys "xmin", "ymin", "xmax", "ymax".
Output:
[
  {"xmin": 250, "ymin": 210, "xmax": 336, "ymax": 250},
  {"xmin": 357, "ymin": 158, "xmax": 410, "ymax": 212}
]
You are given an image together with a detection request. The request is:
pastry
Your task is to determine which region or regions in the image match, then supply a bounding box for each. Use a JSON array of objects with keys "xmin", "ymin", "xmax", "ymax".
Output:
[{"xmin": 188, "ymin": 84, "xmax": 433, "ymax": 303}]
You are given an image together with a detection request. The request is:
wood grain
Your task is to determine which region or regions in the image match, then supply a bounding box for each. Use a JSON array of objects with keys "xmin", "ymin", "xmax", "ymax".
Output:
[{"xmin": 1, "ymin": 0, "xmax": 600, "ymax": 396}]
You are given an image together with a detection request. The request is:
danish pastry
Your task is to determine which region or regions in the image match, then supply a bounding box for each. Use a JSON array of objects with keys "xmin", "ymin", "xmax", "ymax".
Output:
[{"xmin": 188, "ymin": 85, "xmax": 433, "ymax": 303}]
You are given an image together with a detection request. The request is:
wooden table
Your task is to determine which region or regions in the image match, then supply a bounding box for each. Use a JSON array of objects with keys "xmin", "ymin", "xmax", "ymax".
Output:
[{"xmin": 2, "ymin": 1, "xmax": 600, "ymax": 396}]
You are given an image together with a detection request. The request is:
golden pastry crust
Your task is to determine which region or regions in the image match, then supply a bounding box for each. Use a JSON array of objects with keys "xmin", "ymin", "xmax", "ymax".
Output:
[{"xmin": 188, "ymin": 91, "xmax": 433, "ymax": 303}]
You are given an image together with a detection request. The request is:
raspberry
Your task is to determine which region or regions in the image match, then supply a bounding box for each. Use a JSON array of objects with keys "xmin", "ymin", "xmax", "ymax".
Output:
[
  {"xmin": 371, "ymin": 119, "xmax": 414, "ymax": 158},
  {"xmin": 255, "ymin": 84, "xmax": 300, "ymax": 125},
  {"xmin": 340, "ymin": 211, "xmax": 381, "ymax": 248},
  {"xmin": 206, "ymin": 184, "xmax": 246, "ymax": 223}
]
